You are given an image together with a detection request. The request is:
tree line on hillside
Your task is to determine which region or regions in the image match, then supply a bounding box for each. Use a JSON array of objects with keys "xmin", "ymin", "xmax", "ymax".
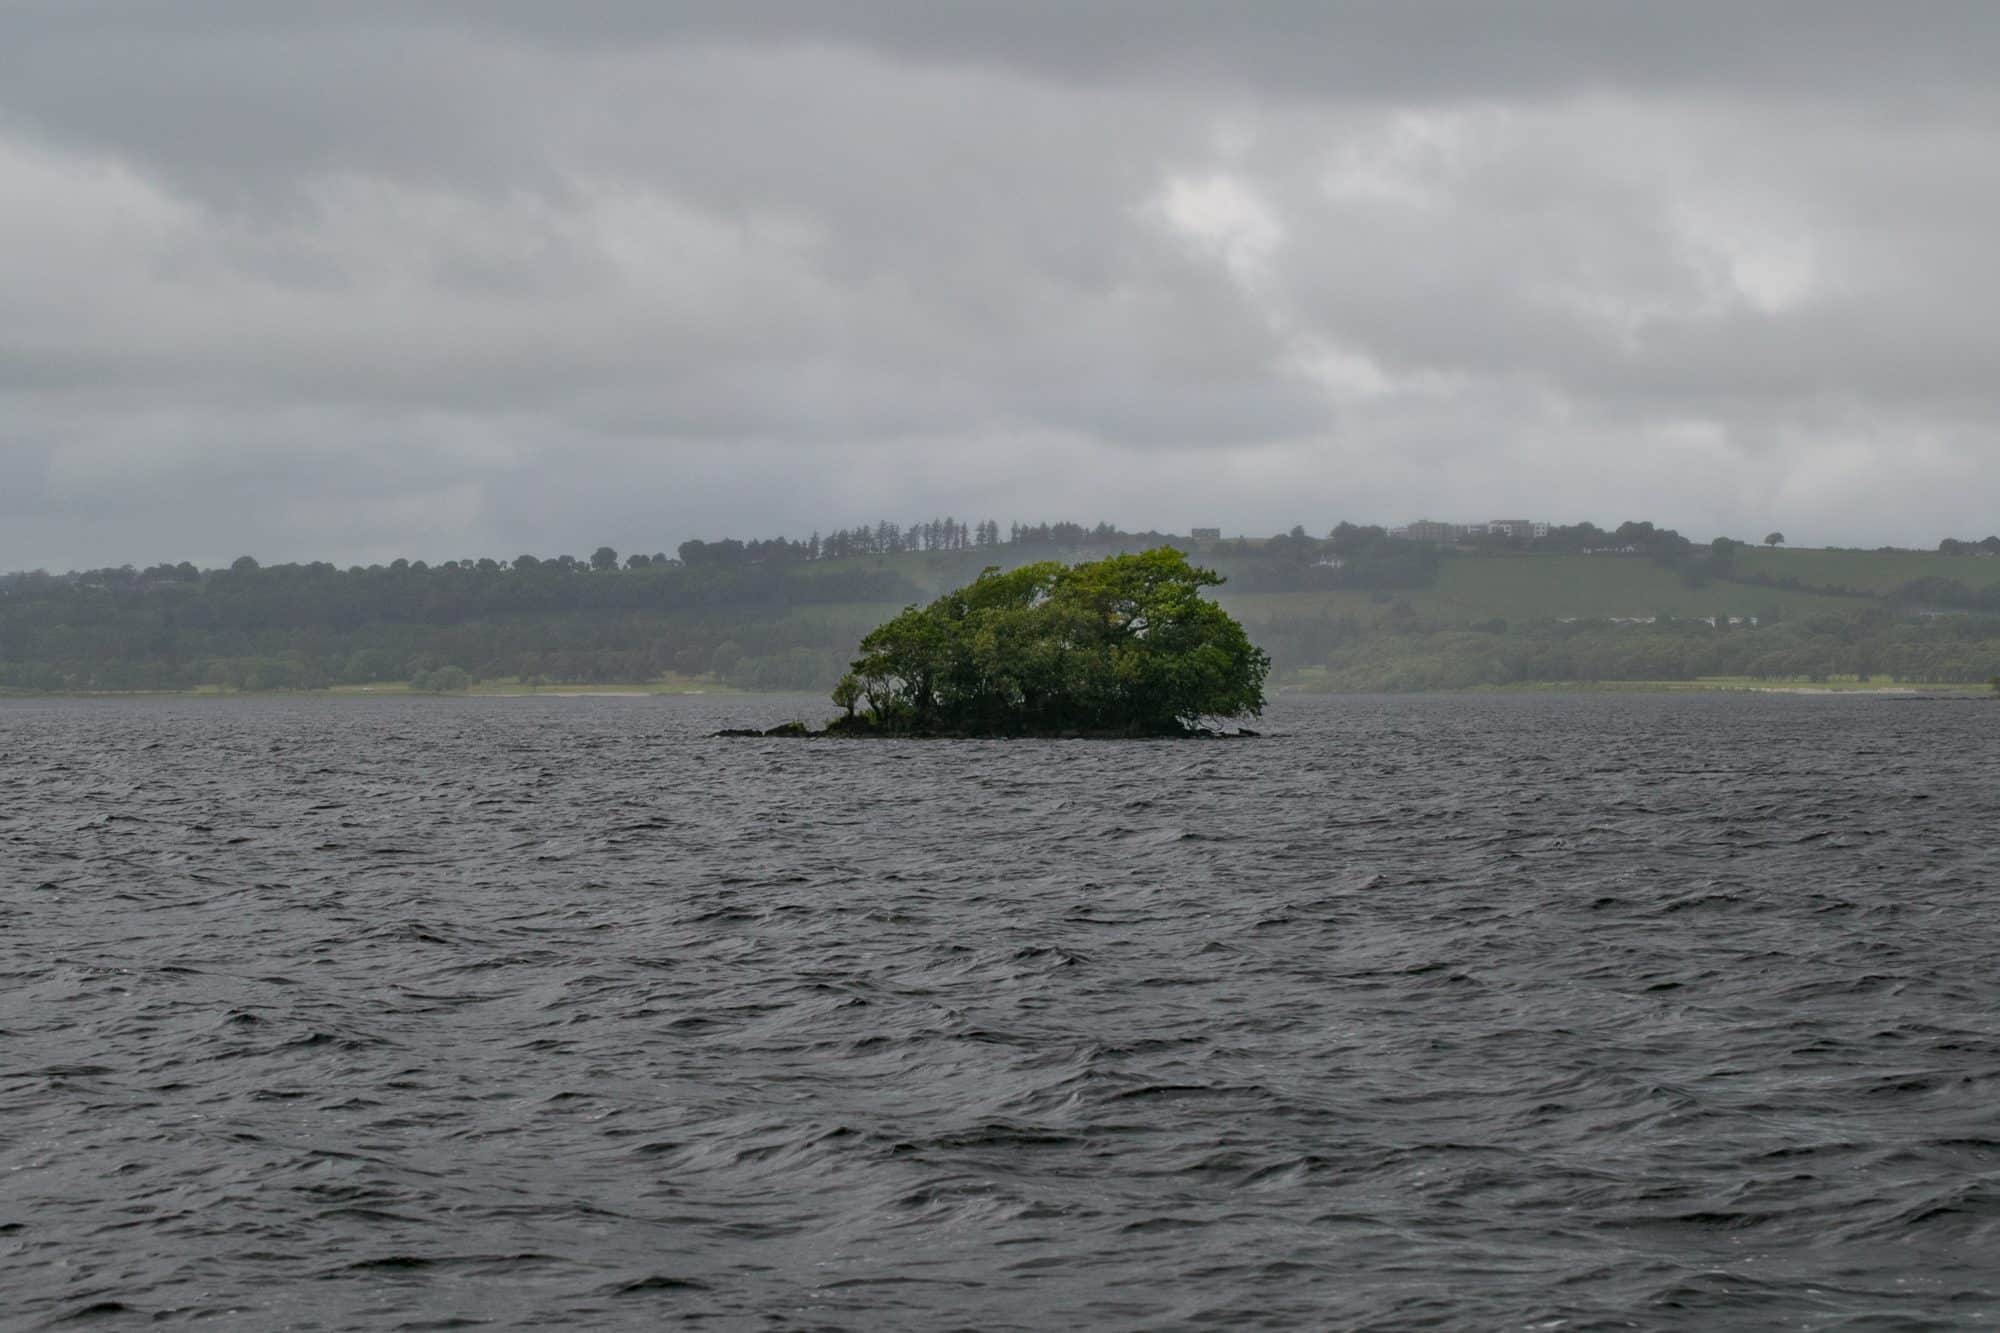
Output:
[
  {"xmin": 5, "ymin": 516, "xmax": 2000, "ymax": 693},
  {"xmin": 652, "ymin": 518, "xmax": 1153, "ymax": 565},
  {"xmin": 9, "ymin": 515, "xmax": 1998, "ymax": 594},
  {"xmin": 0, "ymin": 519, "xmax": 1445, "ymax": 693},
  {"xmin": 0, "ymin": 556, "xmax": 918, "ymax": 693}
]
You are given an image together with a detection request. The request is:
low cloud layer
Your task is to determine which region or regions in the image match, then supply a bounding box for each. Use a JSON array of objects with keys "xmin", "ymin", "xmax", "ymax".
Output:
[{"xmin": 4, "ymin": 3, "xmax": 1998, "ymax": 568}]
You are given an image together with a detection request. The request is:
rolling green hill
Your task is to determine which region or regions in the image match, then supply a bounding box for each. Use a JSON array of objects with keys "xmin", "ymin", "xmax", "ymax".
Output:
[
  {"xmin": 1223, "ymin": 552, "xmax": 1861, "ymax": 627},
  {"xmin": 825, "ymin": 546, "xmax": 1971, "ymax": 628},
  {"xmin": 1732, "ymin": 546, "xmax": 2000, "ymax": 596},
  {"xmin": 7, "ymin": 538, "xmax": 2000, "ymax": 694}
]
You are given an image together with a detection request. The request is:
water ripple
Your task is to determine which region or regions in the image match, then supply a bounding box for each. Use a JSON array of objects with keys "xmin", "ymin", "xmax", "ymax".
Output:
[{"xmin": 2, "ymin": 692, "xmax": 1996, "ymax": 1328}]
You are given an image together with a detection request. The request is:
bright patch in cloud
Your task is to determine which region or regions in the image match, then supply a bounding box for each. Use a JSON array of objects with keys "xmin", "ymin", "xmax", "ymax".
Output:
[{"xmin": 1155, "ymin": 172, "xmax": 1284, "ymax": 284}]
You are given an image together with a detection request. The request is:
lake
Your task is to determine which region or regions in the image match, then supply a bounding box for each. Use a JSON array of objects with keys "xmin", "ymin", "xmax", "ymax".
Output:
[{"xmin": 3, "ymin": 692, "xmax": 1995, "ymax": 1328}]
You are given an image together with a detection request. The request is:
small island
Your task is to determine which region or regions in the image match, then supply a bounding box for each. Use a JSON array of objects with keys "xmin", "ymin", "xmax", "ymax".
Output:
[{"xmin": 723, "ymin": 547, "xmax": 1269, "ymax": 738}]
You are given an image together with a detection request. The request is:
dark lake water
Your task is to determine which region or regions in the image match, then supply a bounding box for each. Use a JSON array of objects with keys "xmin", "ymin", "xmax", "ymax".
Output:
[{"xmin": 3, "ymin": 692, "xmax": 1997, "ymax": 1330}]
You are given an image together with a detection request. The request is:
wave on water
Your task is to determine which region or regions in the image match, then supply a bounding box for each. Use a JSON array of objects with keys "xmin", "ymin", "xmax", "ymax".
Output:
[{"xmin": 2, "ymin": 692, "xmax": 1996, "ymax": 1328}]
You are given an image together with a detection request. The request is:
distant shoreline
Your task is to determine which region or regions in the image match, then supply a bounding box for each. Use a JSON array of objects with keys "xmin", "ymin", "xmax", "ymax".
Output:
[
  {"xmin": 0, "ymin": 683, "xmax": 741, "ymax": 700},
  {"xmin": 2, "ymin": 679, "xmax": 1990, "ymax": 701},
  {"xmin": 1462, "ymin": 680, "xmax": 1990, "ymax": 697}
]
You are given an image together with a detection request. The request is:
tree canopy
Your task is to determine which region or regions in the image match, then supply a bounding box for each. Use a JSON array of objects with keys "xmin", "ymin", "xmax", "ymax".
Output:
[{"xmin": 834, "ymin": 547, "xmax": 1269, "ymax": 736}]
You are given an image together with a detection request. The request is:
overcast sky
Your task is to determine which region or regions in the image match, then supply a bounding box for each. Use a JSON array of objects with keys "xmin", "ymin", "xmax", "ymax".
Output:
[{"xmin": 5, "ymin": 2, "xmax": 1999, "ymax": 569}]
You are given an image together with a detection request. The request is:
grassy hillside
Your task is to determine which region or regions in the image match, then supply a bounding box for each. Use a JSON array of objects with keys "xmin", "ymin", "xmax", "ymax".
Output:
[
  {"xmin": 1220, "ymin": 554, "xmax": 1861, "ymax": 627},
  {"xmin": 1733, "ymin": 546, "xmax": 2000, "ymax": 595},
  {"xmin": 1216, "ymin": 546, "xmax": 2000, "ymax": 689},
  {"xmin": 1430, "ymin": 555, "xmax": 1852, "ymax": 621},
  {"xmin": 10, "ymin": 539, "xmax": 2000, "ymax": 693}
]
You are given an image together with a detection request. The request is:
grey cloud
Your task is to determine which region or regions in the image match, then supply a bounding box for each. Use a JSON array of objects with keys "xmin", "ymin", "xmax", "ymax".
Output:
[
  {"xmin": 14, "ymin": 4, "xmax": 2000, "ymax": 203},
  {"xmin": 153, "ymin": 1, "xmax": 2000, "ymax": 99},
  {"xmin": 3, "ymin": 4, "xmax": 1999, "ymax": 570}
]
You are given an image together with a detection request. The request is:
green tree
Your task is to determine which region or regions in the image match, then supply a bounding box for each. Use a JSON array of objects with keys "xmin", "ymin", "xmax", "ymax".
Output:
[
  {"xmin": 411, "ymin": 665, "xmax": 472, "ymax": 693},
  {"xmin": 1764, "ymin": 531, "xmax": 1786, "ymax": 547},
  {"xmin": 841, "ymin": 547, "xmax": 1268, "ymax": 735},
  {"xmin": 591, "ymin": 546, "xmax": 619, "ymax": 571}
]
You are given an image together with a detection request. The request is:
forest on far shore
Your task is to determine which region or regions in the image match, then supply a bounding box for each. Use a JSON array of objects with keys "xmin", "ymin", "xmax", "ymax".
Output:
[{"xmin": 4, "ymin": 518, "xmax": 2000, "ymax": 693}]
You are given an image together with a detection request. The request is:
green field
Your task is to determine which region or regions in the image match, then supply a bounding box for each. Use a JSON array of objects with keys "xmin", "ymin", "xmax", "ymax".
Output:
[
  {"xmin": 1733, "ymin": 546, "xmax": 2000, "ymax": 594},
  {"xmin": 12, "ymin": 541, "xmax": 1998, "ymax": 697},
  {"xmin": 793, "ymin": 548, "xmax": 2000, "ymax": 627},
  {"xmin": 1430, "ymin": 555, "xmax": 1856, "ymax": 621},
  {"xmin": 1220, "ymin": 553, "xmax": 1865, "ymax": 627}
]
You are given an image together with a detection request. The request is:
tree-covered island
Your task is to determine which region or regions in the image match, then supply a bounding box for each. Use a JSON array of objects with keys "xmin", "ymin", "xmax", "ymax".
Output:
[{"xmin": 763, "ymin": 547, "xmax": 1268, "ymax": 737}]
